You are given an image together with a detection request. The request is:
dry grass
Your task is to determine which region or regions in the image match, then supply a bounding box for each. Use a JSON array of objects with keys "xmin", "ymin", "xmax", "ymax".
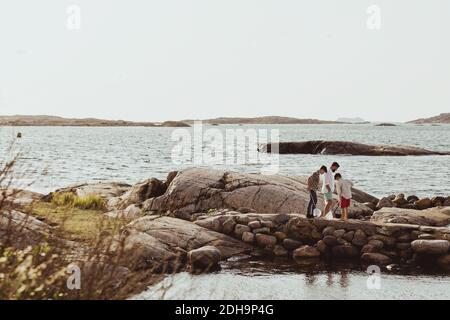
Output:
[
  {"xmin": 29, "ymin": 201, "xmax": 124, "ymax": 243},
  {"xmin": 51, "ymin": 192, "xmax": 107, "ymax": 211}
]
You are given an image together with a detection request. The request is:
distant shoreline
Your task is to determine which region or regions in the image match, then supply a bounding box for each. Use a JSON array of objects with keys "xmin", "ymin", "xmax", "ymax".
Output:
[
  {"xmin": 1, "ymin": 114, "xmax": 449, "ymax": 127},
  {"xmin": 0, "ymin": 115, "xmax": 346, "ymax": 127}
]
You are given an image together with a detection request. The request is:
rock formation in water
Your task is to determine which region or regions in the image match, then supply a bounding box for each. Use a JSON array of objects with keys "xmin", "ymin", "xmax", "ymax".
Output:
[{"xmin": 260, "ymin": 140, "xmax": 450, "ymax": 156}]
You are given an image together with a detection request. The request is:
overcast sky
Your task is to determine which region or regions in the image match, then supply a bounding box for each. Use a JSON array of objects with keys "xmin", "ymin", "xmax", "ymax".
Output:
[{"xmin": 0, "ymin": 0, "xmax": 449, "ymax": 122}]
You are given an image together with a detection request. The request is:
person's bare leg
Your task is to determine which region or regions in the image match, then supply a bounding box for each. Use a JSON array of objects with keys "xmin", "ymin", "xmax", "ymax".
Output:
[
  {"xmin": 343, "ymin": 208, "xmax": 348, "ymax": 220},
  {"xmin": 321, "ymin": 200, "xmax": 332, "ymax": 217}
]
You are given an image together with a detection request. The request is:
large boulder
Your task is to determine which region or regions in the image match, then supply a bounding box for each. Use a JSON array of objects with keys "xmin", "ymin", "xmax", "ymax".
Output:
[
  {"xmin": 187, "ymin": 246, "xmax": 221, "ymax": 272},
  {"xmin": 142, "ymin": 168, "xmax": 376, "ymax": 219},
  {"xmin": 411, "ymin": 240, "xmax": 450, "ymax": 255},
  {"xmin": 371, "ymin": 207, "xmax": 450, "ymax": 227},
  {"xmin": 124, "ymin": 216, "xmax": 251, "ymax": 259}
]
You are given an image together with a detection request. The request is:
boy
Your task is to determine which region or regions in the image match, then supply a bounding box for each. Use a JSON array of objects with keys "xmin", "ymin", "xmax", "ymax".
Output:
[
  {"xmin": 334, "ymin": 173, "xmax": 353, "ymax": 220},
  {"xmin": 307, "ymin": 165, "xmax": 327, "ymax": 218},
  {"xmin": 320, "ymin": 162, "xmax": 340, "ymax": 218}
]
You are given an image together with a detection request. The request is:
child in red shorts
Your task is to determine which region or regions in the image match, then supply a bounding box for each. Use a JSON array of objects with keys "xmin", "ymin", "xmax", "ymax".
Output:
[{"xmin": 334, "ymin": 173, "xmax": 353, "ymax": 220}]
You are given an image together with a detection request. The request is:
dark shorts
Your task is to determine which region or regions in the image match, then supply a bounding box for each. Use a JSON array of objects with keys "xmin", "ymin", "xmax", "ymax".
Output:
[{"xmin": 340, "ymin": 197, "xmax": 351, "ymax": 208}]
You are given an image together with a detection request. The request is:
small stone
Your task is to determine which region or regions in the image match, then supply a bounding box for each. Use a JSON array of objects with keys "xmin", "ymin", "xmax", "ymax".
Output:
[
  {"xmin": 361, "ymin": 244, "xmax": 378, "ymax": 254},
  {"xmin": 376, "ymin": 197, "xmax": 395, "ymax": 210},
  {"xmin": 411, "ymin": 240, "xmax": 450, "ymax": 255},
  {"xmin": 361, "ymin": 253, "xmax": 392, "ymax": 265},
  {"xmin": 261, "ymin": 220, "xmax": 276, "ymax": 228},
  {"xmin": 393, "ymin": 194, "xmax": 407, "ymax": 207},
  {"xmin": 255, "ymin": 234, "xmax": 277, "ymax": 247},
  {"xmin": 311, "ymin": 229, "xmax": 323, "ymax": 240},
  {"xmin": 323, "ymin": 235, "xmax": 339, "ymax": 246},
  {"xmin": 368, "ymin": 239, "xmax": 384, "ymax": 249},
  {"xmin": 187, "ymin": 246, "xmax": 221, "ymax": 271},
  {"xmin": 431, "ymin": 196, "xmax": 445, "ymax": 207},
  {"xmin": 343, "ymin": 231, "xmax": 355, "ymax": 242},
  {"xmin": 293, "ymin": 245, "xmax": 321, "ymax": 259},
  {"xmin": 248, "ymin": 220, "xmax": 262, "ymax": 229},
  {"xmin": 282, "ymin": 238, "xmax": 302, "ymax": 250},
  {"xmin": 234, "ymin": 224, "xmax": 251, "ymax": 238},
  {"xmin": 368, "ymin": 235, "xmax": 396, "ymax": 247},
  {"xmin": 222, "ymin": 218, "xmax": 236, "ymax": 234},
  {"xmin": 352, "ymin": 229, "xmax": 367, "ymax": 247},
  {"xmin": 274, "ymin": 231, "xmax": 287, "ymax": 241},
  {"xmin": 331, "ymin": 245, "xmax": 360, "ymax": 258},
  {"xmin": 316, "ymin": 240, "xmax": 329, "ymax": 254},
  {"xmin": 418, "ymin": 233, "xmax": 435, "ymax": 240},
  {"xmin": 322, "ymin": 226, "xmax": 336, "ymax": 236},
  {"xmin": 252, "ymin": 227, "xmax": 271, "ymax": 234},
  {"xmin": 415, "ymin": 198, "xmax": 432, "ymax": 210},
  {"xmin": 273, "ymin": 245, "xmax": 288, "ymax": 257},
  {"xmin": 274, "ymin": 214, "xmax": 290, "ymax": 224},
  {"xmin": 337, "ymin": 238, "xmax": 350, "ymax": 245},
  {"xmin": 407, "ymin": 195, "xmax": 419, "ymax": 203},
  {"xmin": 333, "ymin": 229, "xmax": 346, "ymax": 238},
  {"xmin": 242, "ymin": 231, "xmax": 255, "ymax": 243}
]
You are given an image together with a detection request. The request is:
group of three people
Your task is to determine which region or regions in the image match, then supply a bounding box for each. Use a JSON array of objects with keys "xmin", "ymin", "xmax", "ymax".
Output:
[{"xmin": 306, "ymin": 162, "xmax": 353, "ymax": 220}]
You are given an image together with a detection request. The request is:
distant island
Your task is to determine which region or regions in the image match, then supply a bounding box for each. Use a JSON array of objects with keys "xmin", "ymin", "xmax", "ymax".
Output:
[
  {"xmin": 0, "ymin": 115, "xmax": 345, "ymax": 127},
  {"xmin": 407, "ymin": 113, "xmax": 450, "ymax": 124},
  {"xmin": 182, "ymin": 116, "xmax": 343, "ymax": 125},
  {"xmin": 0, "ymin": 115, "xmax": 190, "ymax": 127},
  {"xmin": 336, "ymin": 117, "xmax": 368, "ymax": 124}
]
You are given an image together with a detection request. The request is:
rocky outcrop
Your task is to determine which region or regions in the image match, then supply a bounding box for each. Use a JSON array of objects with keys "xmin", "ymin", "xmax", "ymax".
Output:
[
  {"xmin": 371, "ymin": 207, "xmax": 450, "ymax": 227},
  {"xmin": 0, "ymin": 210, "xmax": 51, "ymax": 247},
  {"xmin": 260, "ymin": 140, "xmax": 449, "ymax": 156},
  {"xmin": 141, "ymin": 168, "xmax": 374, "ymax": 219},
  {"xmin": 119, "ymin": 216, "xmax": 251, "ymax": 271},
  {"xmin": 0, "ymin": 189, "xmax": 43, "ymax": 210}
]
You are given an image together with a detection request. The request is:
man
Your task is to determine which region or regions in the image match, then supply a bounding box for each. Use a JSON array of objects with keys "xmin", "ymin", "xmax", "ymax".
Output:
[
  {"xmin": 306, "ymin": 165, "xmax": 327, "ymax": 218},
  {"xmin": 334, "ymin": 173, "xmax": 353, "ymax": 220},
  {"xmin": 320, "ymin": 162, "xmax": 340, "ymax": 218}
]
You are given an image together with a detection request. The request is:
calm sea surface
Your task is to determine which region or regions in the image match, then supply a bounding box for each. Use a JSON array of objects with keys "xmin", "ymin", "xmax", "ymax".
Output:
[
  {"xmin": 134, "ymin": 258, "xmax": 450, "ymax": 300},
  {"xmin": 1, "ymin": 124, "xmax": 449, "ymax": 197}
]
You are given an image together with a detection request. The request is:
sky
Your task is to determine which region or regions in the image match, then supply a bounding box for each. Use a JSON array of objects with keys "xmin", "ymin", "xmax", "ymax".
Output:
[{"xmin": 0, "ymin": 0, "xmax": 449, "ymax": 122}]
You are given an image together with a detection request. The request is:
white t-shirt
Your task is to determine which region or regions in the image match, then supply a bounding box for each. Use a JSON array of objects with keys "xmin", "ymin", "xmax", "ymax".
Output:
[
  {"xmin": 321, "ymin": 171, "xmax": 334, "ymax": 193},
  {"xmin": 336, "ymin": 179, "xmax": 353, "ymax": 199}
]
